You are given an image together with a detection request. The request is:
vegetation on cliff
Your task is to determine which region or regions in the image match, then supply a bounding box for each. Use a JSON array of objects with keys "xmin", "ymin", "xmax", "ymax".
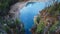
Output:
[
  {"xmin": 0, "ymin": 0, "xmax": 25, "ymax": 34},
  {"xmin": 0, "ymin": 0, "xmax": 26, "ymax": 16},
  {"xmin": 32, "ymin": 0, "xmax": 60, "ymax": 34}
]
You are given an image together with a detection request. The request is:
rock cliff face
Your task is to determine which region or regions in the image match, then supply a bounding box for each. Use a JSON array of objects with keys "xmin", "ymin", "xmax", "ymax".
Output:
[
  {"xmin": 32, "ymin": 1, "xmax": 60, "ymax": 34},
  {"xmin": 0, "ymin": 0, "xmax": 20, "ymax": 16},
  {"xmin": 0, "ymin": 0, "xmax": 28, "ymax": 34},
  {"xmin": 0, "ymin": 0, "xmax": 28, "ymax": 20},
  {"xmin": 9, "ymin": 2, "xmax": 27, "ymax": 20}
]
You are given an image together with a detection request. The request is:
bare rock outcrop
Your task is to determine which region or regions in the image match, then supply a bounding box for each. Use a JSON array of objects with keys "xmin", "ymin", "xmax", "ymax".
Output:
[{"xmin": 9, "ymin": 2, "xmax": 27, "ymax": 20}]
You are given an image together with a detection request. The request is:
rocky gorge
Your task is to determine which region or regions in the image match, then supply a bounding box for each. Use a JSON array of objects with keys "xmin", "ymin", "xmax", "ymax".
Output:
[{"xmin": 0, "ymin": 0, "xmax": 60, "ymax": 34}]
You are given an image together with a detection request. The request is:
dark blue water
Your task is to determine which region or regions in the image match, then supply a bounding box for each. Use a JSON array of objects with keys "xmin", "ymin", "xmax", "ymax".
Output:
[{"xmin": 20, "ymin": 2, "xmax": 45, "ymax": 34}]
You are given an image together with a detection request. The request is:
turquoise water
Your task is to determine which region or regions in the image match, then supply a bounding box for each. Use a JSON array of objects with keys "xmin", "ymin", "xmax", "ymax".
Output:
[{"xmin": 20, "ymin": 2, "xmax": 45, "ymax": 34}]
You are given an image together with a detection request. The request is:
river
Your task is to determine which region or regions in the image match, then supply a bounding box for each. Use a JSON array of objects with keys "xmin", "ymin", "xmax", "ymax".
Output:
[{"xmin": 20, "ymin": 2, "xmax": 45, "ymax": 34}]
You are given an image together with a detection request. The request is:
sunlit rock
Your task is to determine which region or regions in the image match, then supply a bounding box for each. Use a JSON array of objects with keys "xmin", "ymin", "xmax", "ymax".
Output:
[{"xmin": 9, "ymin": 2, "xmax": 27, "ymax": 20}]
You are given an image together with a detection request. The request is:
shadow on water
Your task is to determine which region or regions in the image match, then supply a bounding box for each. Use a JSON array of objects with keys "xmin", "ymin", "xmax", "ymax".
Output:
[{"xmin": 20, "ymin": 2, "xmax": 46, "ymax": 34}]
